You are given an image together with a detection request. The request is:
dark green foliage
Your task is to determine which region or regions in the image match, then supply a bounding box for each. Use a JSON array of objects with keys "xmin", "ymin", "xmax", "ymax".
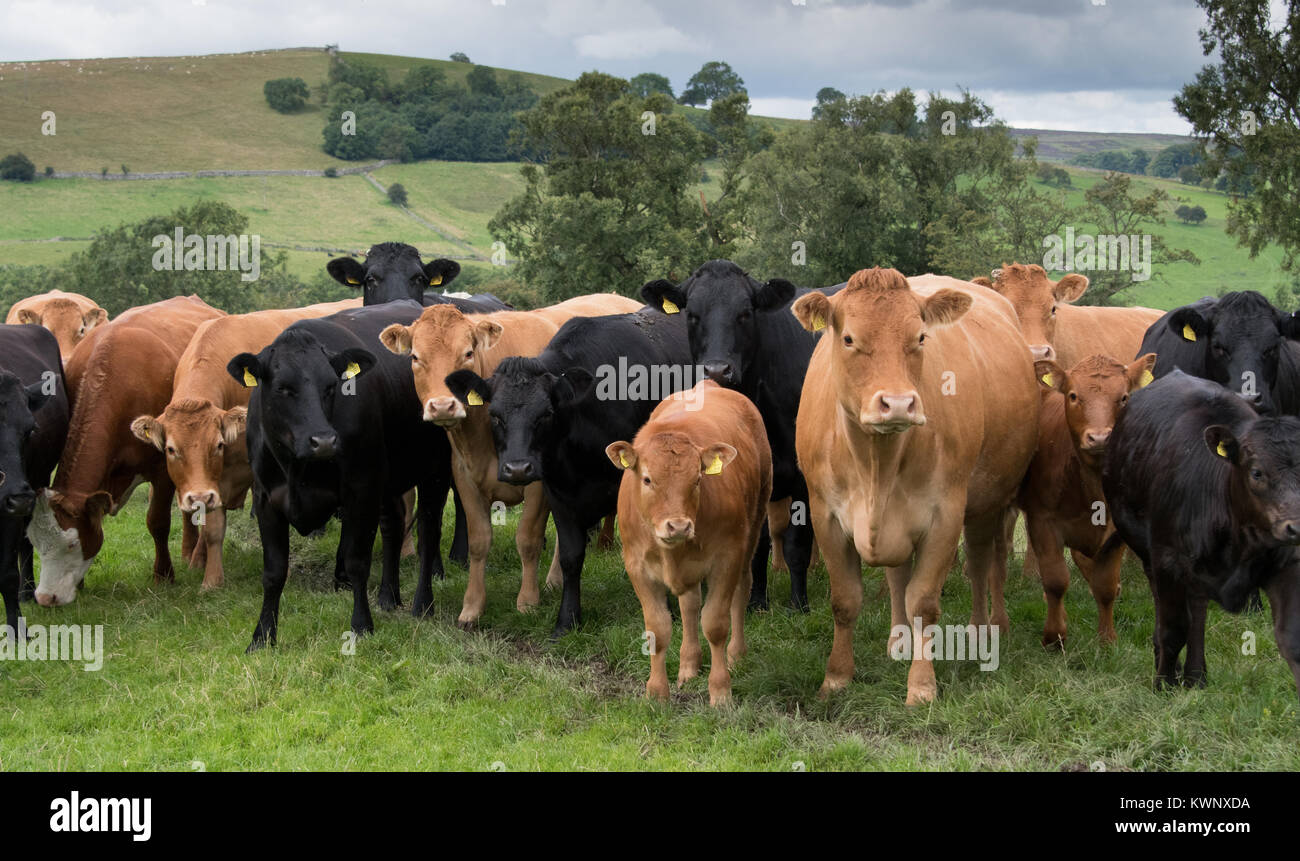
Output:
[
  {"xmin": 263, "ymin": 77, "xmax": 311, "ymax": 113},
  {"xmin": 387, "ymin": 182, "xmax": 408, "ymax": 206},
  {"xmin": 629, "ymin": 72, "xmax": 674, "ymax": 99},
  {"xmin": 0, "ymin": 152, "xmax": 36, "ymax": 182},
  {"xmin": 678, "ymin": 61, "xmax": 744, "ymax": 106}
]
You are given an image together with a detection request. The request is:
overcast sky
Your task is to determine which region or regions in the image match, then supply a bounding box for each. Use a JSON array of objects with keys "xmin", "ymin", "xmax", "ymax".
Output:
[{"xmin": 1, "ymin": 0, "xmax": 1272, "ymax": 133}]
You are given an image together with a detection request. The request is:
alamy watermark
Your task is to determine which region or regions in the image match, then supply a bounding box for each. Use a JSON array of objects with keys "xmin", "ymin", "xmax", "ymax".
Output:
[
  {"xmin": 594, "ymin": 358, "xmax": 710, "ymax": 410},
  {"xmin": 151, "ymin": 228, "xmax": 261, "ymax": 282},
  {"xmin": 889, "ymin": 617, "xmax": 1000, "ymax": 671},
  {"xmin": 1043, "ymin": 227, "xmax": 1151, "ymax": 282},
  {"xmin": 1, "ymin": 619, "xmax": 104, "ymax": 670}
]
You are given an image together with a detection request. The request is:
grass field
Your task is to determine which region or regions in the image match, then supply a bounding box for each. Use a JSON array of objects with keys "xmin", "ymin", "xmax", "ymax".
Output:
[{"xmin": 1, "ymin": 493, "xmax": 1295, "ymax": 771}]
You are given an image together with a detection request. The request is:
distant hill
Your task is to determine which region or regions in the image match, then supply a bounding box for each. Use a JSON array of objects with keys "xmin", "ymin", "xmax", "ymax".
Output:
[{"xmin": 1009, "ymin": 128, "xmax": 1194, "ymax": 163}]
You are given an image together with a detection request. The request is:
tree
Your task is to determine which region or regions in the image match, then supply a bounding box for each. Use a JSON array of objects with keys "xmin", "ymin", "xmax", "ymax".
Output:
[
  {"xmin": 1130, "ymin": 148, "xmax": 1150, "ymax": 175},
  {"xmin": 1175, "ymin": 0, "xmax": 1300, "ymax": 268},
  {"xmin": 465, "ymin": 65, "xmax": 501, "ymax": 98},
  {"xmin": 0, "ymin": 152, "xmax": 36, "ymax": 182},
  {"xmin": 1179, "ymin": 163, "xmax": 1202, "ymax": 184},
  {"xmin": 489, "ymin": 72, "xmax": 709, "ymax": 301},
  {"xmin": 387, "ymin": 183, "xmax": 409, "ymax": 206},
  {"xmin": 263, "ymin": 77, "xmax": 310, "ymax": 113},
  {"xmin": 1149, "ymin": 142, "xmax": 1203, "ymax": 178},
  {"xmin": 678, "ymin": 61, "xmax": 744, "ymax": 107},
  {"xmin": 450, "ymin": 52, "xmax": 471, "ymax": 63},
  {"xmin": 701, "ymin": 91, "xmax": 773, "ymax": 255},
  {"xmin": 812, "ymin": 86, "xmax": 847, "ymax": 121},
  {"xmin": 1178, "ymin": 203, "xmax": 1209, "ymax": 224},
  {"xmin": 629, "ymin": 72, "xmax": 674, "ymax": 100}
]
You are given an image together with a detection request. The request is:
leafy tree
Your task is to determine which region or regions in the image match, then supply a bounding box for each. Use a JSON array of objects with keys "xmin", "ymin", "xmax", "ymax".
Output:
[
  {"xmin": 328, "ymin": 54, "xmax": 389, "ymax": 101},
  {"xmin": 387, "ymin": 183, "xmax": 409, "ymax": 206},
  {"xmin": 1149, "ymin": 142, "xmax": 1203, "ymax": 178},
  {"xmin": 489, "ymin": 72, "xmax": 709, "ymax": 300},
  {"xmin": 1179, "ymin": 163, "xmax": 1202, "ymax": 184},
  {"xmin": 700, "ymin": 91, "xmax": 773, "ymax": 255},
  {"xmin": 466, "ymin": 65, "xmax": 502, "ymax": 98},
  {"xmin": 678, "ymin": 61, "xmax": 745, "ymax": 107},
  {"xmin": 1176, "ymin": 203, "xmax": 1209, "ymax": 224},
  {"xmin": 450, "ymin": 52, "xmax": 471, "ymax": 63},
  {"xmin": 263, "ymin": 77, "xmax": 311, "ymax": 113},
  {"xmin": 43, "ymin": 165, "xmax": 53, "ymax": 177},
  {"xmin": 629, "ymin": 72, "xmax": 674, "ymax": 100},
  {"xmin": 1130, "ymin": 148, "xmax": 1150, "ymax": 175},
  {"xmin": 0, "ymin": 152, "xmax": 35, "ymax": 182},
  {"xmin": 812, "ymin": 87, "xmax": 847, "ymax": 120},
  {"xmin": 1035, "ymin": 162, "xmax": 1072, "ymax": 187}
]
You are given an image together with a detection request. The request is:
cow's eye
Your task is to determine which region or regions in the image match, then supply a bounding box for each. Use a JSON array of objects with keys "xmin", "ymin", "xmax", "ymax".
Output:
[
  {"xmin": 1068, "ymin": 391, "xmax": 1078, "ymax": 403},
  {"xmin": 1050, "ymin": 306, "xmax": 1057, "ymax": 317},
  {"xmin": 687, "ymin": 313, "xmax": 699, "ymax": 326},
  {"xmin": 465, "ymin": 350, "xmax": 474, "ymax": 360},
  {"xmin": 1251, "ymin": 468, "xmax": 1264, "ymax": 481},
  {"xmin": 1120, "ymin": 393, "xmax": 1129, "ymax": 406},
  {"xmin": 216, "ymin": 440, "xmax": 225, "ymax": 452},
  {"xmin": 410, "ymin": 355, "xmax": 419, "ymax": 365},
  {"xmin": 1213, "ymin": 343, "xmax": 1228, "ymax": 357},
  {"xmin": 918, "ymin": 333, "xmax": 926, "ymax": 346},
  {"xmin": 843, "ymin": 335, "xmax": 853, "ymax": 347},
  {"xmin": 166, "ymin": 446, "xmax": 177, "ymax": 457},
  {"xmin": 642, "ymin": 475, "xmax": 651, "ymax": 486}
]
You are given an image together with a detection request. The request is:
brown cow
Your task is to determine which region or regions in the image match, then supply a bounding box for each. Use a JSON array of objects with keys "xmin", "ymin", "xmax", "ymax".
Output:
[
  {"xmin": 128, "ymin": 299, "xmax": 361, "ymax": 590},
  {"xmin": 793, "ymin": 269, "xmax": 1038, "ymax": 704},
  {"xmin": 6, "ymin": 290, "xmax": 109, "ymax": 362},
  {"xmin": 26, "ymin": 296, "xmax": 226, "ymax": 606},
  {"xmin": 1017, "ymin": 353, "xmax": 1156, "ymax": 647},
  {"xmin": 379, "ymin": 293, "xmax": 640, "ymax": 626},
  {"xmin": 607, "ymin": 379, "xmax": 772, "ymax": 706}
]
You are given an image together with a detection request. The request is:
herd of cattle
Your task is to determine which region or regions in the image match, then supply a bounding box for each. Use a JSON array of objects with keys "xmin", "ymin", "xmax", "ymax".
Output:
[{"xmin": 3, "ymin": 241, "xmax": 1300, "ymax": 707}]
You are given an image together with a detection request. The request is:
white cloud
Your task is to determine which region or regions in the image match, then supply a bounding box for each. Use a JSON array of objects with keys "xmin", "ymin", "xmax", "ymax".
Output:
[
  {"xmin": 574, "ymin": 27, "xmax": 707, "ymax": 60},
  {"xmin": 748, "ymin": 97, "xmax": 815, "ymax": 120}
]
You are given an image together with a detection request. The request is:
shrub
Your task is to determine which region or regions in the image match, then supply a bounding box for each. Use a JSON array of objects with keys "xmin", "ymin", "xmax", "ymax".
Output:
[
  {"xmin": 0, "ymin": 152, "xmax": 36, "ymax": 182},
  {"xmin": 323, "ymin": 166, "xmax": 338, "ymax": 177},
  {"xmin": 264, "ymin": 77, "xmax": 311, "ymax": 113},
  {"xmin": 387, "ymin": 183, "xmax": 408, "ymax": 206}
]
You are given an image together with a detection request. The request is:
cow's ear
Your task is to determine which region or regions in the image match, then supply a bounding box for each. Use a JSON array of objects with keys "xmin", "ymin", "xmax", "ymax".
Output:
[
  {"xmin": 1276, "ymin": 309, "xmax": 1300, "ymax": 339},
  {"xmin": 753, "ymin": 278, "xmax": 797, "ymax": 312},
  {"xmin": 331, "ymin": 348, "xmax": 375, "ymax": 382},
  {"xmin": 700, "ymin": 442, "xmax": 738, "ymax": 476},
  {"xmin": 1205, "ymin": 425, "xmax": 1241, "ymax": 464},
  {"xmin": 82, "ymin": 307, "xmax": 108, "ymax": 332},
  {"xmin": 16, "ymin": 308, "xmax": 40, "ymax": 325},
  {"xmin": 227, "ymin": 353, "xmax": 263, "ymax": 388},
  {"xmin": 85, "ymin": 490, "xmax": 113, "ymax": 523},
  {"xmin": 222, "ymin": 407, "xmax": 248, "ymax": 446},
  {"xmin": 24, "ymin": 381, "xmax": 51, "ymax": 414},
  {"xmin": 921, "ymin": 289, "xmax": 972, "ymax": 330},
  {"xmin": 970, "ymin": 276, "xmax": 994, "ymax": 288},
  {"xmin": 1034, "ymin": 360, "xmax": 1067, "ymax": 394},
  {"xmin": 606, "ymin": 441, "xmax": 636, "ymax": 471},
  {"xmin": 791, "ymin": 291, "xmax": 832, "ymax": 333},
  {"xmin": 327, "ymin": 256, "xmax": 367, "ymax": 287},
  {"xmin": 474, "ymin": 318, "xmax": 504, "ymax": 351},
  {"xmin": 640, "ymin": 279, "xmax": 688, "ymax": 315},
  {"xmin": 130, "ymin": 415, "xmax": 165, "ymax": 451},
  {"xmin": 553, "ymin": 367, "xmax": 594, "ymax": 407},
  {"xmin": 1053, "ymin": 274, "xmax": 1089, "ymax": 304},
  {"xmin": 424, "ymin": 258, "xmax": 461, "ymax": 288},
  {"xmin": 446, "ymin": 370, "xmax": 491, "ymax": 407},
  {"xmin": 1169, "ymin": 307, "xmax": 1208, "ymax": 342},
  {"xmin": 379, "ymin": 323, "xmax": 413, "ymax": 355},
  {"xmin": 1127, "ymin": 353, "xmax": 1158, "ymax": 391}
]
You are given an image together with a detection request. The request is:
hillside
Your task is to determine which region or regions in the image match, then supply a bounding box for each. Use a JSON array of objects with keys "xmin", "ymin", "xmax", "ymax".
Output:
[{"xmin": 1010, "ymin": 128, "xmax": 1194, "ymax": 163}]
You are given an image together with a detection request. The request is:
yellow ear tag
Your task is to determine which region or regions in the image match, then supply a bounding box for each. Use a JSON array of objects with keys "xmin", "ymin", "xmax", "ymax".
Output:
[
  {"xmin": 619, "ymin": 451, "xmax": 630, "ymax": 468},
  {"xmin": 466, "ymin": 390, "xmax": 483, "ymax": 406},
  {"xmin": 1139, "ymin": 369, "xmax": 1154, "ymax": 387},
  {"xmin": 343, "ymin": 362, "xmax": 361, "ymax": 381},
  {"xmin": 704, "ymin": 454, "xmax": 724, "ymax": 476},
  {"xmin": 1041, "ymin": 372, "xmax": 1054, "ymax": 387},
  {"xmin": 346, "ymin": 277, "xmax": 360, "ymax": 286},
  {"xmin": 662, "ymin": 298, "xmax": 680, "ymax": 315},
  {"xmin": 430, "ymin": 275, "xmax": 443, "ymax": 286},
  {"xmin": 243, "ymin": 368, "xmax": 258, "ymax": 388},
  {"xmin": 1182, "ymin": 324, "xmax": 1197, "ymax": 342},
  {"xmin": 812, "ymin": 315, "xmax": 826, "ymax": 332},
  {"xmin": 143, "ymin": 427, "xmax": 151, "ymax": 441},
  {"xmin": 1216, "ymin": 441, "xmax": 1228, "ymax": 458}
]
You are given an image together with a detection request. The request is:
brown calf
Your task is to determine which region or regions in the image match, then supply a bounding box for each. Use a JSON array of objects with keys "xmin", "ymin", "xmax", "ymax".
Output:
[
  {"xmin": 6, "ymin": 290, "xmax": 109, "ymax": 362},
  {"xmin": 608, "ymin": 380, "xmax": 772, "ymax": 706}
]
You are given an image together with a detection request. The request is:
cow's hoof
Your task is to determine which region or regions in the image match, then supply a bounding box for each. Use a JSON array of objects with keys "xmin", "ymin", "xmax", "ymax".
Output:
[
  {"xmin": 818, "ymin": 677, "xmax": 848, "ymax": 700},
  {"xmin": 789, "ymin": 595, "xmax": 810, "ymax": 613},
  {"xmin": 376, "ymin": 595, "xmax": 399, "ymax": 613},
  {"xmin": 245, "ymin": 639, "xmax": 270, "ymax": 654},
  {"xmin": 449, "ymin": 552, "xmax": 468, "ymax": 569},
  {"xmin": 456, "ymin": 617, "xmax": 478, "ymax": 632},
  {"xmin": 410, "ymin": 597, "xmax": 434, "ymax": 619},
  {"xmin": 1041, "ymin": 633, "xmax": 1065, "ymax": 651},
  {"xmin": 905, "ymin": 685, "xmax": 937, "ymax": 706},
  {"xmin": 199, "ymin": 579, "xmax": 223, "ymax": 593},
  {"xmin": 747, "ymin": 597, "xmax": 769, "ymax": 613}
]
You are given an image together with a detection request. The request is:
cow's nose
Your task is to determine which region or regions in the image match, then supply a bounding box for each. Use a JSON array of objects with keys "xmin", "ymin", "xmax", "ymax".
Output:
[
  {"xmin": 661, "ymin": 518, "xmax": 693, "ymax": 540},
  {"xmin": 1082, "ymin": 429, "xmax": 1111, "ymax": 450},
  {"xmin": 35, "ymin": 592, "xmax": 56, "ymax": 608},
  {"xmin": 309, "ymin": 434, "xmax": 338, "ymax": 458},
  {"xmin": 1283, "ymin": 521, "xmax": 1299, "ymax": 542},
  {"xmin": 702, "ymin": 362, "xmax": 734, "ymax": 385},
  {"xmin": 2, "ymin": 490, "xmax": 35, "ymax": 517},
  {"xmin": 1030, "ymin": 344, "xmax": 1056, "ymax": 362},
  {"xmin": 500, "ymin": 460, "xmax": 537, "ymax": 484},
  {"xmin": 878, "ymin": 394, "xmax": 918, "ymax": 420},
  {"xmin": 425, "ymin": 397, "xmax": 461, "ymax": 422},
  {"xmin": 1240, "ymin": 390, "xmax": 1265, "ymax": 407}
]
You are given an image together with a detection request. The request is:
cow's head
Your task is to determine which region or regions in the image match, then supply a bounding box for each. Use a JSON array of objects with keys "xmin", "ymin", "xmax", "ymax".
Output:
[
  {"xmin": 1168, "ymin": 291, "xmax": 1295, "ymax": 414},
  {"xmin": 448, "ymin": 357, "xmax": 593, "ymax": 485},
  {"xmin": 0, "ymin": 371, "xmax": 50, "ymax": 519},
  {"xmin": 15, "ymin": 298, "xmax": 108, "ymax": 362},
  {"xmin": 641, "ymin": 260, "xmax": 796, "ymax": 390},
  {"xmin": 971, "ymin": 263, "xmax": 1087, "ymax": 362},
  {"xmin": 379, "ymin": 304, "xmax": 502, "ymax": 427},
  {"xmin": 1035, "ymin": 353, "xmax": 1157, "ymax": 467},
  {"xmin": 1206, "ymin": 416, "xmax": 1300, "ymax": 544},
  {"xmin": 792, "ymin": 267, "xmax": 970, "ymax": 434},
  {"xmin": 326, "ymin": 243, "xmax": 460, "ymax": 305},
  {"xmin": 606, "ymin": 432, "xmax": 736, "ymax": 547},
  {"xmin": 130, "ymin": 400, "xmax": 247, "ymax": 514},
  {"xmin": 227, "ymin": 329, "xmax": 375, "ymax": 463},
  {"xmin": 29, "ymin": 488, "xmax": 113, "ymax": 607}
]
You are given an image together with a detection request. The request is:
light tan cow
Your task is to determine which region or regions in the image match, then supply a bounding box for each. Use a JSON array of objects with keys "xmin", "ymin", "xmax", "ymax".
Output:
[
  {"xmin": 607, "ymin": 380, "xmax": 772, "ymax": 706},
  {"xmin": 129, "ymin": 299, "xmax": 361, "ymax": 589},
  {"xmin": 379, "ymin": 293, "xmax": 641, "ymax": 627},
  {"xmin": 6, "ymin": 290, "xmax": 109, "ymax": 361},
  {"xmin": 793, "ymin": 269, "xmax": 1039, "ymax": 704}
]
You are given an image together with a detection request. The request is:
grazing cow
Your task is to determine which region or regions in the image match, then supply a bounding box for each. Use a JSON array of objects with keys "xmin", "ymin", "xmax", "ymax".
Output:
[
  {"xmin": 446, "ymin": 308, "xmax": 691, "ymax": 636},
  {"xmin": 128, "ymin": 299, "xmax": 361, "ymax": 590},
  {"xmin": 5, "ymin": 290, "xmax": 109, "ymax": 362},
  {"xmin": 1101, "ymin": 371, "xmax": 1300, "ymax": 696},
  {"xmin": 378, "ymin": 293, "xmax": 641, "ymax": 626},
  {"xmin": 1017, "ymin": 352, "xmax": 1156, "ymax": 647},
  {"xmin": 793, "ymin": 269, "xmax": 1038, "ymax": 704},
  {"xmin": 1138, "ymin": 291, "xmax": 1300, "ymax": 415},
  {"xmin": 230, "ymin": 301, "xmax": 456, "ymax": 649},
  {"xmin": 0, "ymin": 325, "xmax": 69, "ymax": 634},
  {"xmin": 326, "ymin": 242, "xmax": 509, "ymax": 312},
  {"xmin": 27, "ymin": 296, "xmax": 226, "ymax": 606},
  {"xmin": 641, "ymin": 260, "xmax": 843, "ymax": 611},
  {"xmin": 608, "ymin": 380, "xmax": 772, "ymax": 706}
]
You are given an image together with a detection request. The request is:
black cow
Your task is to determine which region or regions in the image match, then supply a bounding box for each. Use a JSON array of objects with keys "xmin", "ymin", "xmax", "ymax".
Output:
[
  {"xmin": 1100, "ymin": 370, "xmax": 1300, "ymax": 696},
  {"xmin": 446, "ymin": 309, "xmax": 691, "ymax": 636},
  {"xmin": 326, "ymin": 242, "xmax": 509, "ymax": 312},
  {"xmin": 1139, "ymin": 291, "xmax": 1300, "ymax": 415},
  {"xmin": 641, "ymin": 260, "xmax": 843, "ymax": 611},
  {"xmin": 229, "ymin": 301, "xmax": 457, "ymax": 650},
  {"xmin": 0, "ymin": 325, "xmax": 69, "ymax": 635}
]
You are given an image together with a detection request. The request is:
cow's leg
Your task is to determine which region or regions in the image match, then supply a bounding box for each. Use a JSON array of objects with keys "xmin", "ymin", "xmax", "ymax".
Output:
[
  {"xmin": 332, "ymin": 538, "xmax": 349, "ymax": 592},
  {"xmin": 768, "ymin": 499, "xmax": 791, "ymax": 573},
  {"xmin": 783, "ymin": 485, "xmax": 814, "ymax": 612},
  {"xmin": 596, "ymin": 513, "xmax": 616, "ymax": 550},
  {"xmin": 964, "ymin": 508, "xmax": 1010, "ymax": 633},
  {"xmin": 1073, "ymin": 547, "xmax": 1120, "ymax": 644},
  {"xmin": 376, "ymin": 494, "xmax": 404, "ymax": 612},
  {"xmin": 199, "ymin": 508, "xmax": 227, "ymax": 590},
  {"xmin": 456, "ymin": 479, "xmax": 494, "ymax": 629},
  {"xmin": 551, "ymin": 509, "xmax": 588, "ymax": 637},
  {"xmin": 1, "ymin": 520, "xmax": 22, "ymax": 637},
  {"xmin": 1149, "ymin": 562, "xmax": 1188, "ymax": 689},
  {"xmin": 341, "ymin": 507, "xmax": 380, "ymax": 637},
  {"xmin": 677, "ymin": 584, "xmax": 703, "ymax": 687},
  {"xmin": 702, "ymin": 565, "xmax": 737, "ymax": 706},
  {"xmin": 181, "ymin": 504, "xmax": 200, "ymax": 567},
  {"xmin": 147, "ymin": 478, "xmax": 177, "ymax": 584},
  {"xmin": 1029, "ymin": 516, "xmax": 1070, "ymax": 649},
  {"xmin": 1182, "ymin": 594, "xmax": 1209, "ymax": 687},
  {"xmin": 628, "ymin": 560, "xmax": 671, "ymax": 701},
  {"xmin": 18, "ymin": 531, "xmax": 35, "ymax": 602},
  {"xmin": 544, "ymin": 540, "xmax": 563, "ymax": 590},
  {"xmin": 815, "ymin": 503, "xmax": 864, "ymax": 696},
  {"xmin": 514, "ymin": 483, "xmax": 549, "ymax": 613},
  {"xmin": 729, "ymin": 546, "xmax": 753, "ymax": 667},
  {"xmin": 905, "ymin": 504, "xmax": 966, "ymax": 705},
  {"xmin": 1265, "ymin": 565, "xmax": 1300, "ymax": 697},
  {"xmin": 748, "ymin": 519, "xmax": 771, "ymax": 611},
  {"xmin": 419, "ymin": 471, "xmax": 453, "ymax": 582},
  {"xmin": 448, "ymin": 483, "xmax": 468, "ymax": 569},
  {"xmin": 411, "ymin": 480, "xmax": 441, "ymax": 618},
  {"xmin": 248, "ymin": 495, "xmax": 290, "ymax": 651},
  {"xmin": 400, "ymin": 490, "xmax": 417, "ymax": 560}
]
